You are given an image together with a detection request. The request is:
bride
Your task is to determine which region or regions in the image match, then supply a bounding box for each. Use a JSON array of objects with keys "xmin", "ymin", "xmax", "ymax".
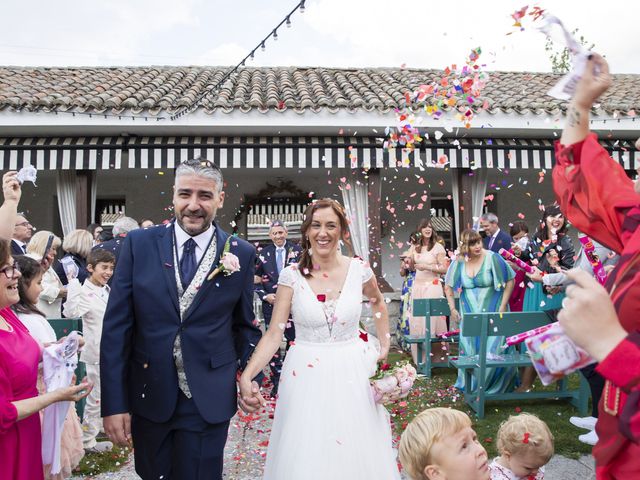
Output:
[{"xmin": 239, "ymin": 198, "xmax": 401, "ymax": 479}]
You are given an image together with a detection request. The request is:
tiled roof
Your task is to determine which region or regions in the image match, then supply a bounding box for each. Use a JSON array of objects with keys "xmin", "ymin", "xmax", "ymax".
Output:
[{"xmin": 0, "ymin": 66, "xmax": 638, "ymax": 117}]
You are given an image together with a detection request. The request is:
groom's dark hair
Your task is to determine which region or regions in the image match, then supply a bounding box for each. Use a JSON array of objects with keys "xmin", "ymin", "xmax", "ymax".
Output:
[{"xmin": 175, "ymin": 158, "xmax": 223, "ymax": 193}]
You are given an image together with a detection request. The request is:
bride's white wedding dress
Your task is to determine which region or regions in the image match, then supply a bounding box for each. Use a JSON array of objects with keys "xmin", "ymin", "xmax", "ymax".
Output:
[{"xmin": 263, "ymin": 258, "xmax": 401, "ymax": 479}]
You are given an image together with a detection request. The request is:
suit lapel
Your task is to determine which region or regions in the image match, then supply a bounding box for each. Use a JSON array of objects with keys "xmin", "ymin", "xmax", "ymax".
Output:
[{"xmin": 156, "ymin": 223, "xmax": 180, "ymax": 314}]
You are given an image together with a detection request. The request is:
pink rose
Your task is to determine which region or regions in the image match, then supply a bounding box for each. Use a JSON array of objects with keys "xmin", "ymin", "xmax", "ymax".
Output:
[{"xmin": 220, "ymin": 252, "xmax": 241, "ymax": 275}]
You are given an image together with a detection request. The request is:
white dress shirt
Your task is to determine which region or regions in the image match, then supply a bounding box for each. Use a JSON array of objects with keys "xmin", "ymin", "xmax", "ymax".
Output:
[{"xmin": 174, "ymin": 222, "xmax": 216, "ymax": 264}]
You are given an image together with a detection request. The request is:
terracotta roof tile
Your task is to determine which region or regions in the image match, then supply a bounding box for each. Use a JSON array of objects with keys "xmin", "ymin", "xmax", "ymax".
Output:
[{"xmin": 0, "ymin": 66, "xmax": 638, "ymax": 117}]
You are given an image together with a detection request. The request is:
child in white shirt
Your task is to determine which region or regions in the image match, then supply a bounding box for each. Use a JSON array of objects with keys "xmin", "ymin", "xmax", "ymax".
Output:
[
  {"xmin": 63, "ymin": 248, "xmax": 114, "ymax": 452},
  {"xmin": 489, "ymin": 413, "xmax": 554, "ymax": 480}
]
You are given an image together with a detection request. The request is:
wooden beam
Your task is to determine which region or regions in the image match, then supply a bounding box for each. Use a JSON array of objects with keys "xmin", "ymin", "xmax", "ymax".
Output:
[
  {"xmin": 75, "ymin": 170, "xmax": 92, "ymax": 229},
  {"xmin": 367, "ymin": 168, "xmax": 393, "ymax": 292},
  {"xmin": 455, "ymin": 168, "xmax": 474, "ymax": 244}
]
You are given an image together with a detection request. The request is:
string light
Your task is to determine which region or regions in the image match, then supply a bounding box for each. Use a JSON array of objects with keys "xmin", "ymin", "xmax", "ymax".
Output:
[{"xmin": 169, "ymin": 0, "xmax": 306, "ymax": 120}]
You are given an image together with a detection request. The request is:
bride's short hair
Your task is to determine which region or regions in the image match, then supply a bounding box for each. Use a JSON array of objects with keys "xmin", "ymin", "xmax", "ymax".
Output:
[{"xmin": 298, "ymin": 198, "xmax": 353, "ymax": 278}]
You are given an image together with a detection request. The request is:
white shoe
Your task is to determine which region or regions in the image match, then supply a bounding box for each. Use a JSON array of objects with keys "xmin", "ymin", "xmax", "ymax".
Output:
[
  {"xmin": 570, "ymin": 416, "xmax": 597, "ymax": 431},
  {"xmin": 578, "ymin": 430, "xmax": 598, "ymax": 446},
  {"xmin": 84, "ymin": 440, "xmax": 113, "ymax": 453}
]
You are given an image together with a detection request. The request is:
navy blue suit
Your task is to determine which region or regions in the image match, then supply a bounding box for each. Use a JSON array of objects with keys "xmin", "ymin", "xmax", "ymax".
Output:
[
  {"xmin": 255, "ymin": 241, "xmax": 301, "ymax": 323},
  {"xmin": 254, "ymin": 241, "xmax": 300, "ymax": 392},
  {"xmin": 10, "ymin": 239, "xmax": 26, "ymax": 256},
  {"xmin": 100, "ymin": 221, "xmax": 261, "ymax": 479},
  {"xmin": 483, "ymin": 229, "xmax": 512, "ymax": 253}
]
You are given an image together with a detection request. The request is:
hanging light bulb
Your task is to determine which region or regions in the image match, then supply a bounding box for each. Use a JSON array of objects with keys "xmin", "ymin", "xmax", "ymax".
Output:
[
  {"xmin": 299, "ymin": 1, "xmax": 305, "ymax": 13},
  {"xmin": 273, "ymin": 29, "xmax": 278, "ymax": 41},
  {"xmin": 250, "ymin": 51, "xmax": 255, "ymax": 61},
  {"xmin": 285, "ymin": 16, "xmax": 291, "ymax": 28},
  {"xmin": 261, "ymin": 41, "xmax": 266, "ymax": 51}
]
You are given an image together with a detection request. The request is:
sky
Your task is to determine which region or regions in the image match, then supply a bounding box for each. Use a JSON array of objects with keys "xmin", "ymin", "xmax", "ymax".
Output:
[{"xmin": 1, "ymin": 0, "xmax": 639, "ymax": 73}]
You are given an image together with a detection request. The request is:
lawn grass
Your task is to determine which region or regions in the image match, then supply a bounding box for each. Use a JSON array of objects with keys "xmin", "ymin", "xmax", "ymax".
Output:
[
  {"xmin": 73, "ymin": 445, "xmax": 131, "ymax": 476},
  {"xmin": 386, "ymin": 350, "xmax": 593, "ymax": 459}
]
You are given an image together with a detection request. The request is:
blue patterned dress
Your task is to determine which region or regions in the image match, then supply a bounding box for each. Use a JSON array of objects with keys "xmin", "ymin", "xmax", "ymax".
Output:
[
  {"xmin": 397, "ymin": 271, "xmax": 415, "ymax": 352},
  {"xmin": 445, "ymin": 251, "xmax": 517, "ymax": 394}
]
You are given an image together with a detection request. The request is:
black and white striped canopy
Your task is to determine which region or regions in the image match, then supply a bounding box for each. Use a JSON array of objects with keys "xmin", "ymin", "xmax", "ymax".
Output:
[{"xmin": 0, "ymin": 135, "xmax": 637, "ymax": 170}]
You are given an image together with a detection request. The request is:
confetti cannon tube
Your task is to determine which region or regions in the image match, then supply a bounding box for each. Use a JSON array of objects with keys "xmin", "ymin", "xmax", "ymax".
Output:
[
  {"xmin": 578, "ymin": 235, "xmax": 608, "ymax": 286},
  {"xmin": 506, "ymin": 323, "xmax": 555, "ymax": 346},
  {"xmin": 499, "ymin": 248, "xmax": 535, "ymax": 274}
]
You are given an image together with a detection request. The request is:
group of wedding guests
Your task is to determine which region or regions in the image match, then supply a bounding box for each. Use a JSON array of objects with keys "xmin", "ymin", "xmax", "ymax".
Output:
[
  {"xmin": 398, "ymin": 205, "xmax": 618, "ymax": 445},
  {"xmin": 2, "ymin": 207, "xmax": 154, "ymax": 478}
]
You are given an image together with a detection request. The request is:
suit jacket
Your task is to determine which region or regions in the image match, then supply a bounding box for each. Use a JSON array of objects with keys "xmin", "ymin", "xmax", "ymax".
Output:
[
  {"xmin": 254, "ymin": 241, "xmax": 301, "ymax": 314},
  {"xmin": 483, "ymin": 229, "xmax": 512, "ymax": 253},
  {"xmin": 100, "ymin": 221, "xmax": 261, "ymax": 424},
  {"xmin": 10, "ymin": 239, "xmax": 26, "ymax": 256}
]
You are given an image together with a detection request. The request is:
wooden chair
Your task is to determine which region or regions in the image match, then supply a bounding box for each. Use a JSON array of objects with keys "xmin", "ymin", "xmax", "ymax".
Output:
[
  {"xmin": 404, "ymin": 298, "xmax": 459, "ymax": 377},
  {"xmin": 449, "ymin": 311, "xmax": 590, "ymax": 419}
]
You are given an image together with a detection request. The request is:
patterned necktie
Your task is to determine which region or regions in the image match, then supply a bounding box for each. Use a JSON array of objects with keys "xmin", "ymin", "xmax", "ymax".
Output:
[
  {"xmin": 180, "ymin": 238, "xmax": 197, "ymax": 289},
  {"xmin": 488, "ymin": 235, "xmax": 495, "ymax": 250},
  {"xmin": 276, "ymin": 248, "xmax": 285, "ymax": 273}
]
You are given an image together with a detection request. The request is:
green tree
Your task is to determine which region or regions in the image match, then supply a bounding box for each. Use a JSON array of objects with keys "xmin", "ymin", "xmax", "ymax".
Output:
[{"xmin": 545, "ymin": 28, "xmax": 596, "ymax": 73}]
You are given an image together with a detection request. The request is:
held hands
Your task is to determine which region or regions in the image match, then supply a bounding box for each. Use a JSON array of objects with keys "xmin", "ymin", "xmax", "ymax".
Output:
[
  {"xmin": 238, "ymin": 375, "xmax": 265, "ymax": 414},
  {"xmin": 2, "ymin": 171, "xmax": 21, "ymax": 204},
  {"xmin": 557, "ymin": 269, "xmax": 627, "ymax": 362},
  {"xmin": 104, "ymin": 413, "xmax": 132, "ymax": 446},
  {"xmin": 264, "ymin": 294, "xmax": 276, "ymax": 305}
]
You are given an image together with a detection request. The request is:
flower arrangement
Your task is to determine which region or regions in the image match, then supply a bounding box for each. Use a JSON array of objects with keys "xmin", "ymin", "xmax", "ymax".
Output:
[
  {"xmin": 370, "ymin": 362, "xmax": 417, "ymax": 405},
  {"xmin": 208, "ymin": 237, "xmax": 241, "ymax": 281}
]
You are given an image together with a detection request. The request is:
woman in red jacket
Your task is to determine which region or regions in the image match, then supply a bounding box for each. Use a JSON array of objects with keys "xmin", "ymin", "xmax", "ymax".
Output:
[{"xmin": 554, "ymin": 52, "xmax": 640, "ymax": 479}]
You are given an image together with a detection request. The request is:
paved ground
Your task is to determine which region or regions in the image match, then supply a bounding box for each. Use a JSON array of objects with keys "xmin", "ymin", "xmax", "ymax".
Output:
[{"xmin": 72, "ymin": 399, "xmax": 596, "ymax": 480}]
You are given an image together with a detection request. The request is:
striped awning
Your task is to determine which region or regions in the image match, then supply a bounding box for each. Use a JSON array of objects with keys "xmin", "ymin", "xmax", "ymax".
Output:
[
  {"xmin": 0, "ymin": 136, "xmax": 125, "ymax": 170},
  {"xmin": 0, "ymin": 135, "xmax": 637, "ymax": 170}
]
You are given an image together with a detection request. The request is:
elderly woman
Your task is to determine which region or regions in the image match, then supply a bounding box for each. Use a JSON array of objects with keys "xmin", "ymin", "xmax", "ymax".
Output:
[
  {"xmin": 26, "ymin": 231, "xmax": 65, "ymax": 318},
  {"xmin": 0, "ymin": 172, "xmax": 91, "ymax": 480},
  {"xmin": 553, "ymin": 53, "xmax": 640, "ymax": 479},
  {"xmin": 444, "ymin": 229, "xmax": 516, "ymax": 394},
  {"xmin": 53, "ymin": 229, "xmax": 93, "ymax": 285}
]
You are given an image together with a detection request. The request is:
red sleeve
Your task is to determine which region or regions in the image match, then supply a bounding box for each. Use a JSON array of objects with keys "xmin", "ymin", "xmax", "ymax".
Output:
[
  {"xmin": 553, "ymin": 133, "xmax": 640, "ymax": 254},
  {"xmin": 596, "ymin": 332, "xmax": 640, "ymax": 443},
  {"xmin": 0, "ymin": 362, "xmax": 18, "ymax": 434}
]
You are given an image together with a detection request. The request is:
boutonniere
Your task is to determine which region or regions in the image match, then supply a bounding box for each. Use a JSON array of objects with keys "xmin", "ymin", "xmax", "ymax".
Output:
[
  {"xmin": 287, "ymin": 247, "xmax": 297, "ymax": 260},
  {"xmin": 207, "ymin": 238, "xmax": 241, "ymax": 281}
]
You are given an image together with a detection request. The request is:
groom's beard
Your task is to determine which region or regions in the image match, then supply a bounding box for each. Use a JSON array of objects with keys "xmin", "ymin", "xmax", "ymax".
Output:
[{"xmin": 177, "ymin": 210, "xmax": 214, "ymax": 236}]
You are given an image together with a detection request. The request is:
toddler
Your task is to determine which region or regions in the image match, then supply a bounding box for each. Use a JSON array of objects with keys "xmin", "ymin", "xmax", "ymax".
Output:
[
  {"xmin": 489, "ymin": 413, "xmax": 554, "ymax": 480},
  {"xmin": 399, "ymin": 407, "xmax": 490, "ymax": 480}
]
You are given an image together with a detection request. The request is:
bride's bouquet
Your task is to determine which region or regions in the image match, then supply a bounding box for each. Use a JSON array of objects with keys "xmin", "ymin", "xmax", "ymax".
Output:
[{"xmin": 370, "ymin": 362, "xmax": 417, "ymax": 405}]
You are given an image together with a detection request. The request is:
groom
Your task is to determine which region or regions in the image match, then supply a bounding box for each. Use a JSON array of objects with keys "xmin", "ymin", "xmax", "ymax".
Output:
[{"xmin": 100, "ymin": 158, "xmax": 263, "ymax": 479}]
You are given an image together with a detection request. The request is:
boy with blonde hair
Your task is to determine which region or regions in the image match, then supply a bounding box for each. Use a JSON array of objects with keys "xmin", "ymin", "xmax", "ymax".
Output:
[{"xmin": 399, "ymin": 407, "xmax": 490, "ymax": 480}]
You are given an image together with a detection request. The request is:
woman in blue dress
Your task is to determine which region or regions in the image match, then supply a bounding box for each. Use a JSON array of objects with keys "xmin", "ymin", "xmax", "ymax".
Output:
[{"xmin": 444, "ymin": 229, "xmax": 517, "ymax": 394}]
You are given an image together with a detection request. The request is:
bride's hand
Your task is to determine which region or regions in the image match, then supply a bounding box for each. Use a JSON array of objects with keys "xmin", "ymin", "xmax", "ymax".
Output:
[
  {"xmin": 238, "ymin": 375, "xmax": 265, "ymax": 413},
  {"xmin": 377, "ymin": 342, "xmax": 390, "ymax": 363}
]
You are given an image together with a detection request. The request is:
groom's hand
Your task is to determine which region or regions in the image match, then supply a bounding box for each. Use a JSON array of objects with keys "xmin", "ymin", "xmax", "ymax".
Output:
[
  {"xmin": 104, "ymin": 413, "xmax": 132, "ymax": 446},
  {"xmin": 238, "ymin": 379, "xmax": 265, "ymax": 413}
]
